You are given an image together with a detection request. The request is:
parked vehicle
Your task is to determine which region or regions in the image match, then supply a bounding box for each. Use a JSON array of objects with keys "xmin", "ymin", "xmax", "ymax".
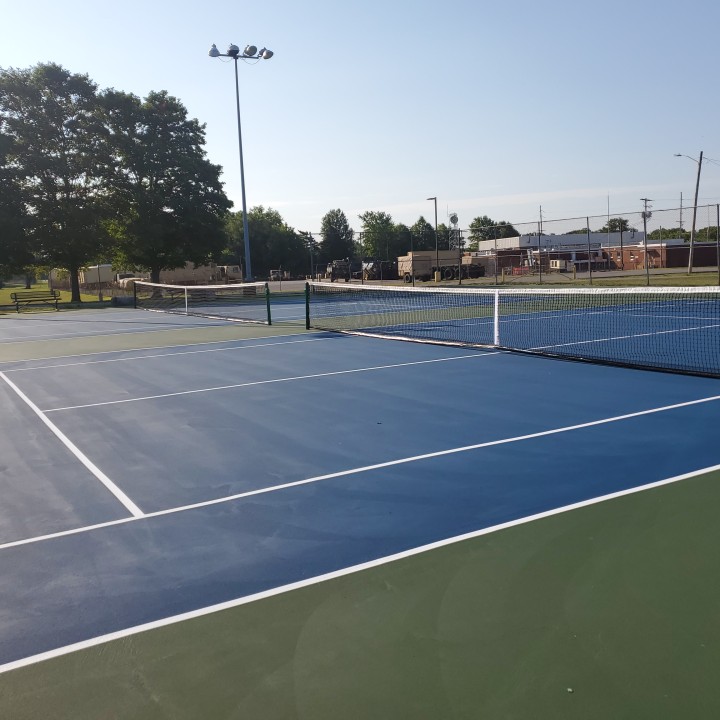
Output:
[{"xmin": 397, "ymin": 251, "xmax": 486, "ymax": 282}]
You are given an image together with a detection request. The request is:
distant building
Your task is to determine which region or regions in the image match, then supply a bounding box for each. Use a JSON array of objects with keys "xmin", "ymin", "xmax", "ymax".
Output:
[{"xmin": 472, "ymin": 232, "xmax": 716, "ymax": 273}]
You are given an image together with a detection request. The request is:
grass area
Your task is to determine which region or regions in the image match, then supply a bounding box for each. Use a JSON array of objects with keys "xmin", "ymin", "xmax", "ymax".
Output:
[{"xmin": 0, "ymin": 282, "xmax": 112, "ymax": 310}]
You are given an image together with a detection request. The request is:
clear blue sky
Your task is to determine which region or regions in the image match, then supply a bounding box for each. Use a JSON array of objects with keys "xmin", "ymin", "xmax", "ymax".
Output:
[{"xmin": 3, "ymin": 0, "xmax": 719, "ymax": 234}]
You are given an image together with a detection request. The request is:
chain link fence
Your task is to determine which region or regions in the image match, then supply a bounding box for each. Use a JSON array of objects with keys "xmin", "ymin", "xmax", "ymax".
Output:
[{"xmin": 461, "ymin": 204, "xmax": 720, "ymax": 285}]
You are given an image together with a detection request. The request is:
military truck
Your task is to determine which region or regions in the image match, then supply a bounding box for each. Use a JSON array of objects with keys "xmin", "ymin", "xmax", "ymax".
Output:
[
  {"xmin": 397, "ymin": 251, "xmax": 486, "ymax": 283},
  {"xmin": 362, "ymin": 260, "xmax": 397, "ymax": 281},
  {"xmin": 327, "ymin": 259, "xmax": 351, "ymax": 282}
]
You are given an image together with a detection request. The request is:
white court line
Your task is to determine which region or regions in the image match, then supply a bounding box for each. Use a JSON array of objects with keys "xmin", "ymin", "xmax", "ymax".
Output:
[
  {"xmin": 42, "ymin": 353, "xmax": 495, "ymax": 412},
  {"xmin": 0, "ymin": 372, "xmax": 144, "ymax": 518},
  {"xmin": 528, "ymin": 322, "xmax": 720, "ymax": 352},
  {"xmin": 5, "ymin": 336, "xmax": 333, "ymax": 372},
  {"xmin": 3, "ymin": 392, "xmax": 720, "ymax": 554},
  {"xmin": 2, "ymin": 460, "xmax": 719, "ymax": 676}
]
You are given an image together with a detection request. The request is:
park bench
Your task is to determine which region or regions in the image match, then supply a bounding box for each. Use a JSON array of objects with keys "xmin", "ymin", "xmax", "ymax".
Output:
[{"xmin": 10, "ymin": 289, "xmax": 61, "ymax": 312}]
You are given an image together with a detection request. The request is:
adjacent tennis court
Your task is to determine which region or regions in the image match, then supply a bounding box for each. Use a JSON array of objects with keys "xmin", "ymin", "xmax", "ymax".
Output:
[{"xmin": 1, "ymin": 294, "xmax": 719, "ymax": 719}]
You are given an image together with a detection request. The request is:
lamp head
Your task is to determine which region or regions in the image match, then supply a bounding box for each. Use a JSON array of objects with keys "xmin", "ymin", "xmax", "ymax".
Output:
[
  {"xmin": 244, "ymin": 45, "xmax": 258, "ymax": 57},
  {"xmin": 227, "ymin": 44, "xmax": 240, "ymax": 58},
  {"xmin": 208, "ymin": 44, "xmax": 221, "ymax": 58},
  {"xmin": 261, "ymin": 48, "xmax": 274, "ymax": 60}
]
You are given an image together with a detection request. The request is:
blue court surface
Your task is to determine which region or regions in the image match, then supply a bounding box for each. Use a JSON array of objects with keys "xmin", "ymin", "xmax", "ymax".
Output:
[{"xmin": 1, "ymin": 307, "xmax": 720, "ymax": 718}]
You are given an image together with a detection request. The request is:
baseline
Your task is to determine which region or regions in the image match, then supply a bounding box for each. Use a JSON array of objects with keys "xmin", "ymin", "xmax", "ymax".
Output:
[{"xmin": 2, "ymin": 460, "xmax": 718, "ymax": 676}]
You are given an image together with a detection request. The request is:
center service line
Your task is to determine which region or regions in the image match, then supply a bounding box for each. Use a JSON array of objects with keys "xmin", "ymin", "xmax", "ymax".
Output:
[{"xmin": 0, "ymin": 372, "xmax": 144, "ymax": 518}]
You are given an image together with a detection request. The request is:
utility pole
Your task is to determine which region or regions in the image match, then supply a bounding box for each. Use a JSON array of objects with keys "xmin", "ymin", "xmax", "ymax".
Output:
[
  {"xmin": 538, "ymin": 205, "xmax": 543, "ymax": 283},
  {"xmin": 641, "ymin": 198, "xmax": 652, "ymax": 286},
  {"xmin": 678, "ymin": 192, "xmax": 683, "ymax": 236},
  {"xmin": 689, "ymin": 151, "xmax": 703, "ymax": 273}
]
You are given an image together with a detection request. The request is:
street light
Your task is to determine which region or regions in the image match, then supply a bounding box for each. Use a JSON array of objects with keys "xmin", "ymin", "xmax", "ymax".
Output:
[
  {"xmin": 674, "ymin": 151, "xmax": 703, "ymax": 273},
  {"xmin": 427, "ymin": 196, "xmax": 438, "ymax": 281},
  {"xmin": 209, "ymin": 43, "xmax": 274, "ymax": 281},
  {"xmin": 302, "ymin": 232, "xmax": 315, "ymax": 280}
]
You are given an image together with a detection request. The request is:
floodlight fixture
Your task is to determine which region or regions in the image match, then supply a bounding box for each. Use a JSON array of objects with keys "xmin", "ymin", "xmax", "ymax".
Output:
[{"xmin": 209, "ymin": 41, "xmax": 275, "ymax": 281}]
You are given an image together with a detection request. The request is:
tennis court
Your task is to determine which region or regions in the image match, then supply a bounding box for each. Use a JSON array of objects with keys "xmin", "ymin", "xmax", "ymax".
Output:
[{"xmin": 1, "ymin": 292, "xmax": 720, "ymax": 719}]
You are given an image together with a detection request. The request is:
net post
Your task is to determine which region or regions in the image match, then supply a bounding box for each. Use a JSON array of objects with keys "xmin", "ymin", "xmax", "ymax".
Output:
[
  {"xmin": 133, "ymin": 280, "xmax": 138, "ymax": 308},
  {"xmin": 305, "ymin": 282, "xmax": 310, "ymax": 330},
  {"xmin": 493, "ymin": 289, "xmax": 500, "ymax": 346},
  {"xmin": 265, "ymin": 283, "xmax": 272, "ymax": 325},
  {"xmin": 184, "ymin": 288, "xmax": 189, "ymax": 315}
]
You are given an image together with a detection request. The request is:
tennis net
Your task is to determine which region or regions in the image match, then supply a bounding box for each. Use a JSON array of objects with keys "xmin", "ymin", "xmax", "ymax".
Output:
[
  {"xmin": 307, "ymin": 282, "xmax": 720, "ymax": 377},
  {"xmin": 134, "ymin": 281, "xmax": 271, "ymax": 324}
]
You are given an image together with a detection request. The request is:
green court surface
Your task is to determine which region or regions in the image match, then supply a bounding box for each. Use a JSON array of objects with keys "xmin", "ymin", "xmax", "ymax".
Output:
[
  {"xmin": 0, "ymin": 320, "xmax": 304, "ymax": 362},
  {"xmin": 2, "ymin": 469, "xmax": 718, "ymax": 720}
]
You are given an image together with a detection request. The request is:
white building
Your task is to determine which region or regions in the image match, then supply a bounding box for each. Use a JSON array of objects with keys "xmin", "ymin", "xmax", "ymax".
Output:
[{"xmin": 474, "ymin": 232, "xmax": 648, "ymax": 253}]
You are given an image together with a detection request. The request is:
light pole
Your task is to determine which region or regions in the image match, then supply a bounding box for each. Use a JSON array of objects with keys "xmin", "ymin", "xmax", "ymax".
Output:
[
  {"xmin": 427, "ymin": 196, "xmax": 438, "ymax": 281},
  {"xmin": 209, "ymin": 43, "xmax": 274, "ymax": 281},
  {"xmin": 302, "ymin": 232, "xmax": 315, "ymax": 280},
  {"xmin": 674, "ymin": 151, "xmax": 703, "ymax": 274}
]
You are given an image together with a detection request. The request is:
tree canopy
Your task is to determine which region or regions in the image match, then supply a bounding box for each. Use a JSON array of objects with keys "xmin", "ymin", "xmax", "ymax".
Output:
[
  {"xmin": 358, "ymin": 210, "xmax": 396, "ymax": 259},
  {"xmin": 99, "ymin": 89, "xmax": 231, "ymax": 283},
  {"xmin": 0, "ymin": 131, "xmax": 30, "ymax": 276},
  {"xmin": 597, "ymin": 217, "xmax": 633, "ymax": 233},
  {"xmin": 0, "ymin": 63, "xmax": 113, "ymax": 299},
  {"xmin": 319, "ymin": 209, "xmax": 354, "ymax": 262},
  {"xmin": 467, "ymin": 215, "xmax": 519, "ymax": 249},
  {"xmin": 409, "ymin": 216, "xmax": 436, "ymax": 251},
  {"xmin": 229, "ymin": 206, "xmax": 306, "ymax": 277},
  {"xmin": 0, "ymin": 63, "xmax": 233, "ymax": 294}
]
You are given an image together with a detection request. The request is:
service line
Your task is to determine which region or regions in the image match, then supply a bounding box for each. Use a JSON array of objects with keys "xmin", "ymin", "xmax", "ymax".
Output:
[
  {"xmin": 42, "ymin": 352, "xmax": 496, "ymax": 412},
  {"xmin": 1, "ymin": 391, "xmax": 719, "ymax": 555}
]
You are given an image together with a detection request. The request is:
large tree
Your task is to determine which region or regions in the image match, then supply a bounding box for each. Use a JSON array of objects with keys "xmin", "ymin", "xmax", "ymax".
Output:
[
  {"xmin": 100, "ymin": 89, "xmax": 230, "ymax": 283},
  {"xmin": 319, "ymin": 209, "xmax": 354, "ymax": 263},
  {"xmin": 0, "ymin": 131, "xmax": 31, "ymax": 278},
  {"xmin": 467, "ymin": 215, "xmax": 519, "ymax": 249},
  {"xmin": 228, "ymin": 206, "xmax": 306, "ymax": 278},
  {"xmin": 358, "ymin": 210, "xmax": 396, "ymax": 259},
  {"xmin": 394, "ymin": 223, "xmax": 412, "ymax": 255},
  {"xmin": 299, "ymin": 231, "xmax": 319, "ymax": 277},
  {"xmin": 409, "ymin": 216, "xmax": 436, "ymax": 251},
  {"xmin": 648, "ymin": 227, "xmax": 689, "ymax": 242},
  {"xmin": 0, "ymin": 63, "xmax": 112, "ymax": 300},
  {"xmin": 597, "ymin": 217, "xmax": 632, "ymax": 233}
]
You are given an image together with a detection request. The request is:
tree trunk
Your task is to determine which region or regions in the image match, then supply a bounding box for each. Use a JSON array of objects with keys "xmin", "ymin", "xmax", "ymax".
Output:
[{"xmin": 69, "ymin": 265, "xmax": 81, "ymax": 303}]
